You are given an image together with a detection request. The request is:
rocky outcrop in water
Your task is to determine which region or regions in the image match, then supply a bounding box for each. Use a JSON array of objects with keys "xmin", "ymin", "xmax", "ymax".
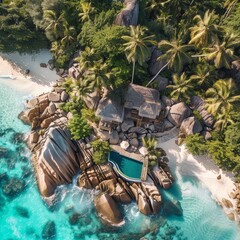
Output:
[
  {"xmin": 33, "ymin": 126, "xmax": 82, "ymax": 197},
  {"xmin": 94, "ymin": 192, "xmax": 124, "ymax": 226},
  {"xmin": 115, "ymin": 0, "xmax": 139, "ymax": 26}
]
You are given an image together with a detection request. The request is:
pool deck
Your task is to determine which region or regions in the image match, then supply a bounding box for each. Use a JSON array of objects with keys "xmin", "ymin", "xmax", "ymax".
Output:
[{"xmin": 110, "ymin": 145, "xmax": 148, "ymax": 181}]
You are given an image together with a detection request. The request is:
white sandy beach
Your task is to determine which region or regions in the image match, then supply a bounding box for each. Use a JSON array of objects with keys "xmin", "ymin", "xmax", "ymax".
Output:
[
  {"xmin": 0, "ymin": 50, "xmax": 58, "ymax": 96},
  {"xmin": 160, "ymin": 138, "xmax": 239, "ymax": 221}
]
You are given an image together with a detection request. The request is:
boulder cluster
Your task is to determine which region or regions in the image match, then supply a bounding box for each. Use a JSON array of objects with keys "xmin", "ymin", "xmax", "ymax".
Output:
[{"xmin": 227, "ymin": 183, "xmax": 240, "ymax": 221}]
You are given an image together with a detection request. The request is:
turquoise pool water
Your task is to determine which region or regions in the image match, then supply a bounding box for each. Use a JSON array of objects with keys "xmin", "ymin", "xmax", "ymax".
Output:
[
  {"xmin": 108, "ymin": 151, "xmax": 143, "ymax": 181},
  {"xmin": 0, "ymin": 76, "xmax": 240, "ymax": 240}
]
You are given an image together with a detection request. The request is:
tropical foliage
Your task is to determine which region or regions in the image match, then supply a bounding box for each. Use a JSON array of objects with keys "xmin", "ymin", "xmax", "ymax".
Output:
[{"xmin": 91, "ymin": 139, "xmax": 110, "ymax": 165}]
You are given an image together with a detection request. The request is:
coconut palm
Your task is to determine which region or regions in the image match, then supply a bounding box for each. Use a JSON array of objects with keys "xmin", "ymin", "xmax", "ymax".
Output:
[
  {"xmin": 78, "ymin": 2, "xmax": 94, "ymax": 22},
  {"xmin": 122, "ymin": 25, "xmax": 156, "ymax": 83},
  {"xmin": 222, "ymin": 0, "xmax": 238, "ymax": 20},
  {"xmin": 43, "ymin": 10, "xmax": 64, "ymax": 39},
  {"xmin": 167, "ymin": 72, "xmax": 194, "ymax": 101},
  {"xmin": 189, "ymin": 10, "xmax": 222, "ymax": 47},
  {"xmin": 203, "ymin": 33, "xmax": 240, "ymax": 69},
  {"xmin": 50, "ymin": 41, "xmax": 63, "ymax": 58},
  {"xmin": 71, "ymin": 77, "xmax": 92, "ymax": 103},
  {"xmin": 214, "ymin": 111, "xmax": 234, "ymax": 132},
  {"xmin": 61, "ymin": 23, "xmax": 76, "ymax": 47},
  {"xmin": 157, "ymin": 39, "xmax": 194, "ymax": 73},
  {"xmin": 75, "ymin": 47, "xmax": 97, "ymax": 72},
  {"xmin": 205, "ymin": 79, "xmax": 240, "ymax": 116},
  {"xmin": 86, "ymin": 60, "xmax": 111, "ymax": 92}
]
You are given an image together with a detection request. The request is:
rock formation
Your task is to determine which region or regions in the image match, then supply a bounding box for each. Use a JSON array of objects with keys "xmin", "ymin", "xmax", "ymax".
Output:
[{"xmin": 115, "ymin": 0, "xmax": 139, "ymax": 26}]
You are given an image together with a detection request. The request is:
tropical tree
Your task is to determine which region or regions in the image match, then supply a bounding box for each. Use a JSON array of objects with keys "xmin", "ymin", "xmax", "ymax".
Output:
[
  {"xmin": 86, "ymin": 60, "xmax": 111, "ymax": 92},
  {"xmin": 190, "ymin": 64, "xmax": 215, "ymax": 88},
  {"xmin": 205, "ymin": 79, "xmax": 240, "ymax": 116},
  {"xmin": 60, "ymin": 23, "xmax": 76, "ymax": 47},
  {"xmin": 157, "ymin": 39, "xmax": 194, "ymax": 73},
  {"xmin": 78, "ymin": 2, "xmax": 94, "ymax": 22},
  {"xmin": 203, "ymin": 33, "xmax": 240, "ymax": 69},
  {"xmin": 75, "ymin": 47, "xmax": 97, "ymax": 72},
  {"xmin": 50, "ymin": 41, "xmax": 63, "ymax": 58},
  {"xmin": 214, "ymin": 111, "xmax": 234, "ymax": 132},
  {"xmin": 189, "ymin": 10, "xmax": 222, "ymax": 47},
  {"xmin": 71, "ymin": 77, "xmax": 92, "ymax": 103},
  {"xmin": 122, "ymin": 25, "xmax": 156, "ymax": 83},
  {"xmin": 167, "ymin": 72, "xmax": 194, "ymax": 101},
  {"xmin": 43, "ymin": 10, "xmax": 64, "ymax": 39}
]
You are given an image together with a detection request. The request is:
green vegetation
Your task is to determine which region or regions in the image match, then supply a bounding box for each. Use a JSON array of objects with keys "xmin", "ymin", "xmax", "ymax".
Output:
[
  {"xmin": 91, "ymin": 139, "xmax": 110, "ymax": 165},
  {"xmin": 2, "ymin": 0, "xmax": 240, "ymax": 176},
  {"xmin": 67, "ymin": 114, "xmax": 91, "ymax": 140}
]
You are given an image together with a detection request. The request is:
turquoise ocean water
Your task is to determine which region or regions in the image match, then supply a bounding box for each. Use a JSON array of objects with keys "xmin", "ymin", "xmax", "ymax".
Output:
[{"xmin": 0, "ymin": 77, "xmax": 239, "ymax": 240}]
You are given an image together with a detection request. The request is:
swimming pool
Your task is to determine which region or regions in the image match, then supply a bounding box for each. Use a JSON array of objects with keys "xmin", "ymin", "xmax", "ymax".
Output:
[{"xmin": 108, "ymin": 151, "xmax": 143, "ymax": 182}]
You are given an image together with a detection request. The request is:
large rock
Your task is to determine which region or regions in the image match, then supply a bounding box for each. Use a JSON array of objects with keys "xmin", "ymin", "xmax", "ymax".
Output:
[
  {"xmin": 78, "ymin": 164, "xmax": 116, "ymax": 189},
  {"xmin": 121, "ymin": 119, "xmax": 135, "ymax": 132},
  {"xmin": 130, "ymin": 181, "xmax": 162, "ymax": 215},
  {"xmin": 94, "ymin": 193, "xmax": 124, "ymax": 226},
  {"xmin": 231, "ymin": 59, "xmax": 240, "ymax": 82},
  {"xmin": 60, "ymin": 91, "xmax": 69, "ymax": 102},
  {"xmin": 167, "ymin": 102, "xmax": 192, "ymax": 127},
  {"xmin": 48, "ymin": 92, "xmax": 60, "ymax": 102},
  {"xmin": 180, "ymin": 116, "xmax": 202, "ymax": 136},
  {"xmin": 109, "ymin": 130, "xmax": 119, "ymax": 145},
  {"xmin": 98, "ymin": 178, "xmax": 132, "ymax": 203},
  {"xmin": 149, "ymin": 48, "xmax": 168, "ymax": 76},
  {"xmin": 190, "ymin": 96, "xmax": 214, "ymax": 127},
  {"xmin": 115, "ymin": 0, "xmax": 139, "ymax": 27},
  {"xmin": 34, "ymin": 126, "xmax": 82, "ymax": 197},
  {"xmin": 155, "ymin": 76, "xmax": 169, "ymax": 91}
]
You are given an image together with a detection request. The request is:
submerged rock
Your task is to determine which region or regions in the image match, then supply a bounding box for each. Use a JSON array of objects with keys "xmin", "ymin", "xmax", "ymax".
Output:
[
  {"xmin": 94, "ymin": 193, "xmax": 124, "ymax": 226},
  {"xmin": 2, "ymin": 178, "xmax": 25, "ymax": 197},
  {"xmin": 162, "ymin": 200, "xmax": 183, "ymax": 217},
  {"xmin": 68, "ymin": 213, "xmax": 81, "ymax": 225},
  {"xmin": 15, "ymin": 206, "xmax": 30, "ymax": 218},
  {"xmin": 42, "ymin": 221, "xmax": 56, "ymax": 239}
]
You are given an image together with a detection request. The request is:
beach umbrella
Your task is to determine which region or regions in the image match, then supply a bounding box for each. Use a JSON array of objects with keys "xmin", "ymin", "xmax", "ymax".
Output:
[{"xmin": 120, "ymin": 141, "xmax": 129, "ymax": 150}]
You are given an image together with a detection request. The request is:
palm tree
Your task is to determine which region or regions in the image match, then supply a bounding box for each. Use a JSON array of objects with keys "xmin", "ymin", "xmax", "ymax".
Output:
[
  {"xmin": 71, "ymin": 77, "xmax": 92, "ymax": 103},
  {"xmin": 222, "ymin": 0, "xmax": 238, "ymax": 21},
  {"xmin": 78, "ymin": 2, "xmax": 94, "ymax": 22},
  {"xmin": 214, "ymin": 111, "xmax": 234, "ymax": 132},
  {"xmin": 205, "ymin": 79, "xmax": 240, "ymax": 116},
  {"xmin": 190, "ymin": 64, "xmax": 215, "ymax": 88},
  {"xmin": 86, "ymin": 60, "xmax": 111, "ymax": 93},
  {"xmin": 122, "ymin": 25, "xmax": 156, "ymax": 83},
  {"xmin": 61, "ymin": 23, "xmax": 76, "ymax": 47},
  {"xmin": 203, "ymin": 33, "xmax": 240, "ymax": 69},
  {"xmin": 189, "ymin": 10, "xmax": 222, "ymax": 47},
  {"xmin": 167, "ymin": 72, "xmax": 194, "ymax": 101},
  {"xmin": 157, "ymin": 39, "xmax": 194, "ymax": 73},
  {"xmin": 75, "ymin": 47, "xmax": 96, "ymax": 72},
  {"xmin": 43, "ymin": 10, "xmax": 64, "ymax": 39},
  {"xmin": 50, "ymin": 41, "xmax": 63, "ymax": 58}
]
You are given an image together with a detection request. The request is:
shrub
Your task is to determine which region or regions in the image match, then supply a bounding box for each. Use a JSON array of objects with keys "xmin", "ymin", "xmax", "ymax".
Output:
[
  {"xmin": 184, "ymin": 133, "xmax": 207, "ymax": 155},
  {"xmin": 68, "ymin": 114, "xmax": 91, "ymax": 140},
  {"xmin": 91, "ymin": 139, "xmax": 110, "ymax": 165}
]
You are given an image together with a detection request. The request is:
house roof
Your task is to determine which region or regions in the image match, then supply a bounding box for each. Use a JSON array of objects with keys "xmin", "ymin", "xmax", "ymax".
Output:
[
  {"xmin": 96, "ymin": 97, "xmax": 124, "ymax": 123},
  {"xmin": 124, "ymin": 84, "xmax": 161, "ymax": 119}
]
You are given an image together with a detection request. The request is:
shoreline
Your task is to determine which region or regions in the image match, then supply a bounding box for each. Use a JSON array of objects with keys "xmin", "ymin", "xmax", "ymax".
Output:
[
  {"xmin": 0, "ymin": 51, "xmax": 58, "ymax": 96},
  {"xmin": 160, "ymin": 138, "xmax": 239, "ymax": 222}
]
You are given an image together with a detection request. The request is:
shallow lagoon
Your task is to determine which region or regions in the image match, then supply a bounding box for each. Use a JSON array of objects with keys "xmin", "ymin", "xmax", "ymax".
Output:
[{"xmin": 0, "ymin": 78, "xmax": 239, "ymax": 240}]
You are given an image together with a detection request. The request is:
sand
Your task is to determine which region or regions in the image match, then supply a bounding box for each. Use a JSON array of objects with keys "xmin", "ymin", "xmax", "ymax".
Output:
[
  {"xmin": 159, "ymin": 138, "xmax": 239, "ymax": 221},
  {"xmin": 0, "ymin": 50, "xmax": 58, "ymax": 96}
]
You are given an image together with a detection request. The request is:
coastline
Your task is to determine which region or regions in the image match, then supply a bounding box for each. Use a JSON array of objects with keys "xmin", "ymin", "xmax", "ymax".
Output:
[
  {"xmin": 0, "ymin": 51, "xmax": 58, "ymax": 96},
  {"xmin": 160, "ymin": 138, "xmax": 239, "ymax": 221}
]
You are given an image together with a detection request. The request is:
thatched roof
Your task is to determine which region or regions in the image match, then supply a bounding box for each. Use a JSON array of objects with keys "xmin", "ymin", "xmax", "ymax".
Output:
[
  {"xmin": 124, "ymin": 84, "xmax": 161, "ymax": 119},
  {"xmin": 96, "ymin": 97, "xmax": 124, "ymax": 123}
]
